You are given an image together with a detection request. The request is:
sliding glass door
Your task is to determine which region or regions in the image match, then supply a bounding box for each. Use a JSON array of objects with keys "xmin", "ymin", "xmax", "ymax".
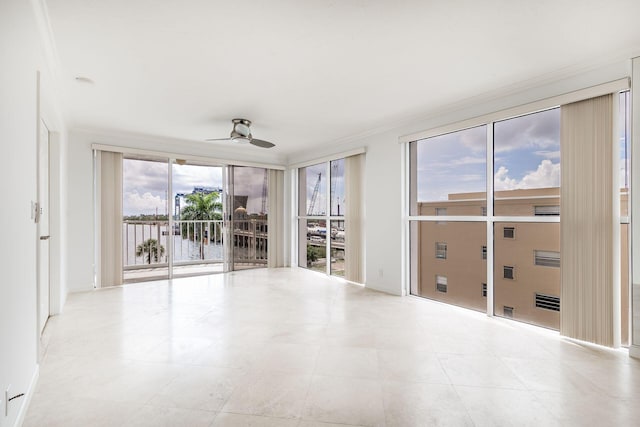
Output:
[
  {"xmin": 119, "ymin": 157, "xmax": 269, "ymax": 283},
  {"xmin": 122, "ymin": 156, "xmax": 170, "ymax": 282},
  {"xmin": 171, "ymin": 161, "xmax": 224, "ymax": 277},
  {"xmin": 226, "ymin": 166, "xmax": 269, "ymax": 271}
]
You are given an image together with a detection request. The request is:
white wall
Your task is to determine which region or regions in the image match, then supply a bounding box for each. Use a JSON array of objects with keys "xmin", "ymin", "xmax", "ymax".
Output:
[
  {"xmin": 65, "ymin": 129, "xmax": 288, "ymax": 291},
  {"xmin": 0, "ymin": 1, "xmax": 66, "ymax": 425},
  {"xmin": 287, "ymin": 59, "xmax": 633, "ymax": 296}
]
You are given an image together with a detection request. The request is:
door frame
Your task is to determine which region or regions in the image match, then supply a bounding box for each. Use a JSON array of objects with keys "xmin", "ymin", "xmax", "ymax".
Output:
[{"xmin": 36, "ymin": 118, "xmax": 51, "ymax": 336}]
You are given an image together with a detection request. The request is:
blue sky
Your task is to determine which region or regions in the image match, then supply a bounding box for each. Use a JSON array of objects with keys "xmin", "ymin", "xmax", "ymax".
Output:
[
  {"xmin": 416, "ymin": 96, "xmax": 630, "ymax": 202},
  {"xmin": 416, "ymin": 108, "xmax": 561, "ymax": 202}
]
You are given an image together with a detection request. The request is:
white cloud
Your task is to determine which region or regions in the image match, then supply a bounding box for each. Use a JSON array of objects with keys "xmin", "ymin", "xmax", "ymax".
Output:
[
  {"xmin": 494, "ymin": 166, "xmax": 518, "ymax": 190},
  {"xmin": 452, "ymin": 156, "xmax": 486, "ymax": 166},
  {"xmin": 494, "ymin": 160, "xmax": 560, "ymax": 191},
  {"xmin": 534, "ymin": 150, "xmax": 560, "ymax": 160},
  {"xmin": 125, "ymin": 191, "xmax": 167, "ymax": 215}
]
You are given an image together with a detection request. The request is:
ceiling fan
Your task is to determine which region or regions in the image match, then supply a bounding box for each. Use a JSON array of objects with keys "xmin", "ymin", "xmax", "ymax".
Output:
[{"xmin": 206, "ymin": 118, "xmax": 275, "ymax": 149}]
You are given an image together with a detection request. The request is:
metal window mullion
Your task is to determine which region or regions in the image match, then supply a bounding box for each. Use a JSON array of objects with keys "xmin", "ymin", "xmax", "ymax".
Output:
[
  {"xmin": 486, "ymin": 124, "xmax": 494, "ymax": 317},
  {"xmin": 326, "ymin": 161, "xmax": 331, "ymax": 276},
  {"xmin": 168, "ymin": 159, "xmax": 173, "ymax": 279}
]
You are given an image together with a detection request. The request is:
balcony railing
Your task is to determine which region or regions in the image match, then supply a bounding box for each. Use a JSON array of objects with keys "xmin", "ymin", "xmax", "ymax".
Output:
[{"xmin": 122, "ymin": 219, "xmax": 267, "ymax": 272}]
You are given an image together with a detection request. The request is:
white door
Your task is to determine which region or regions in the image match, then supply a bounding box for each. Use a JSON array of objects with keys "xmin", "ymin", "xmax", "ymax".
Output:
[{"xmin": 38, "ymin": 119, "xmax": 50, "ymax": 335}]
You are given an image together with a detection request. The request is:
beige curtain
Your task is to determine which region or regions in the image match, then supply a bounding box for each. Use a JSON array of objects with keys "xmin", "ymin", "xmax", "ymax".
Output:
[
  {"xmin": 560, "ymin": 94, "xmax": 617, "ymax": 347},
  {"xmin": 98, "ymin": 151, "xmax": 123, "ymax": 287},
  {"xmin": 345, "ymin": 154, "xmax": 365, "ymax": 283},
  {"xmin": 268, "ymin": 169, "xmax": 285, "ymax": 268}
]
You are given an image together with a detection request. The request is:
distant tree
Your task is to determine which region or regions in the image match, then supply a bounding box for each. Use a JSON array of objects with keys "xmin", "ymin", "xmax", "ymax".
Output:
[
  {"xmin": 307, "ymin": 245, "xmax": 319, "ymax": 264},
  {"xmin": 136, "ymin": 238, "xmax": 165, "ymax": 264},
  {"xmin": 180, "ymin": 192, "xmax": 223, "ymax": 221},
  {"xmin": 180, "ymin": 192, "xmax": 223, "ymax": 259}
]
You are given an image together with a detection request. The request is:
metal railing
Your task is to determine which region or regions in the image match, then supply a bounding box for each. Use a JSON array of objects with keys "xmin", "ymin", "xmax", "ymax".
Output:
[
  {"xmin": 231, "ymin": 219, "xmax": 268, "ymax": 265},
  {"xmin": 123, "ymin": 219, "xmax": 268, "ymax": 270}
]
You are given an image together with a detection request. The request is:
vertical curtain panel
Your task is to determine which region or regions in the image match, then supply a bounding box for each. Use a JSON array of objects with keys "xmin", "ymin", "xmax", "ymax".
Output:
[
  {"xmin": 345, "ymin": 153, "xmax": 365, "ymax": 283},
  {"xmin": 98, "ymin": 151, "xmax": 123, "ymax": 287},
  {"xmin": 560, "ymin": 94, "xmax": 616, "ymax": 347},
  {"xmin": 268, "ymin": 169, "xmax": 285, "ymax": 268}
]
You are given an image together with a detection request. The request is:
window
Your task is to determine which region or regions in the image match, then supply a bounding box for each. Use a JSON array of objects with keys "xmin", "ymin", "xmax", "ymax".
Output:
[
  {"xmin": 534, "ymin": 205, "xmax": 560, "ymax": 216},
  {"xmin": 435, "ymin": 242, "xmax": 447, "ymax": 259},
  {"xmin": 503, "ymin": 227, "xmax": 515, "ymax": 239},
  {"xmin": 503, "ymin": 266, "xmax": 514, "ymax": 280},
  {"xmin": 494, "ymin": 108, "xmax": 560, "ymax": 217},
  {"xmin": 436, "ymin": 275, "xmax": 447, "ymax": 293},
  {"xmin": 408, "ymin": 103, "xmax": 601, "ymax": 333},
  {"xmin": 298, "ymin": 159, "xmax": 349, "ymax": 279},
  {"xmin": 535, "ymin": 293, "xmax": 560, "ymax": 312},
  {"xmin": 411, "ymin": 125, "xmax": 487, "ymax": 216},
  {"xmin": 534, "ymin": 250, "xmax": 560, "ymax": 268}
]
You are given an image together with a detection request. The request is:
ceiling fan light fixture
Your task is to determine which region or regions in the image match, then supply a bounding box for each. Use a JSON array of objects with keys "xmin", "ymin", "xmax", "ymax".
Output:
[{"xmin": 231, "ymin": 136, "xmax": 250, "ymax": 144}]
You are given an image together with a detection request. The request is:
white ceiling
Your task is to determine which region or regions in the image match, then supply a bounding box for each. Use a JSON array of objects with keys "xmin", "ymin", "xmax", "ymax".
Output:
[{"xmin": 45, "ymin": 0, "xmax": 640, "ymax": 158}]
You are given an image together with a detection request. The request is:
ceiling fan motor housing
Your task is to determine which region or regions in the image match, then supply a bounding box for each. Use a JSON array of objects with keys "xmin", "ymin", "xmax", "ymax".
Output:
[{"xmin": 232, "ymin": 118, "xmax": 252, "ymax": 139}]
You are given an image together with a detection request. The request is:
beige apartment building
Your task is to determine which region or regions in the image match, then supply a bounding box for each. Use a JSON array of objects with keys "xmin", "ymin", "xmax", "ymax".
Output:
[{"xmin": 415, "ymin": 187, "xmax": 629, "ymax": 341}]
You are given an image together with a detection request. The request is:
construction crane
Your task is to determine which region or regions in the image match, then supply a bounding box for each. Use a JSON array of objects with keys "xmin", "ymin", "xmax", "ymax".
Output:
[
  {"xmin": 330, "ymin": 161, "xmax": 339, "ymax": 215},
  {"xmin": 308, "ymin": 172, "xmax": 322, "ymax": 215},
  {"xmin": 261, "ymin": 169, "xmax": 268, "ymax": 215}
]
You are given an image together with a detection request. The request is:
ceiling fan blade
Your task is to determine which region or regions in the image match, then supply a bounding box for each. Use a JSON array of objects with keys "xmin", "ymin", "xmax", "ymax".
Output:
[
  {"xmin": 205, "ymin": 138, "xmax": 231, "ymax": 141},
  {"xmin": 249, "ymin": 138, "xmax": 275, "ymax": 148}
]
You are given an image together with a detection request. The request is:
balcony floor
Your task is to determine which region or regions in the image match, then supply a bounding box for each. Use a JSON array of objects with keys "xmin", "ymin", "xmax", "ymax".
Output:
[{"xmin": 28, "ymin": 268, "xmax": 640, "ymax": 426}]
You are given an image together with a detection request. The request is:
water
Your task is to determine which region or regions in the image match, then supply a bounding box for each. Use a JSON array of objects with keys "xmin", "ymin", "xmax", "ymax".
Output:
[{"xmin": 123, "ymin": 223, "xmax": 223, "ymax": 266}]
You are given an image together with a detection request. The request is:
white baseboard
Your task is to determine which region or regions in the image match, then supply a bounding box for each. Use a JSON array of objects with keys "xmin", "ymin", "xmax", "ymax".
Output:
[
  {"xmin": 630, "ymin": 344, "xmax": 640, "ymax": 360},
  {"xmin": 13, "ymin": 365, "xmax": 39, "ymax": 427}
]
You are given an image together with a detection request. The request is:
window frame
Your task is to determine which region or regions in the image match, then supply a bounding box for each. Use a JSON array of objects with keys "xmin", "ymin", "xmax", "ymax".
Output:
[{"xmin": 296, "ymin": 159, "xmax": 346, "ymax": 277}]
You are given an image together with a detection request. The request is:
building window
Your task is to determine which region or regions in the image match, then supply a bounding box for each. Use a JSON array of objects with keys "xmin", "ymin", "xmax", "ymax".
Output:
[
  {"xmin": 482, "ymin": 206, "xmax": 487, "ymax": 216},
  {"xmin": 503, "ymin": 306, "xmax": 514, "ymax": 318},
  {"xmin": 435, "ymin": 207, "xmax": 447, "ymax": 216},
  {"xmin": 435, "ymin": 242, "xmax": 447, "ymax": 259},
  {"xmin": 534, "ymin": 205, "xmax": 560, "ymax": 216},
  {"xmin": 482, "ymin": 245, "xmax": 487, "ymax": 260},
  {"xmin": 503, "ymin": 227, "xmax": 515, "ymax": 239},
  {"xmin": 534, "ymin": 250, "xmax": 560, "ymax": 268},
  {"xmin": 503, "ymin": 266, "xmax": 514, "ymax": 280},
  {"xmin": 482, "ymin": 283, "xmax": 487, "ymax": 297},
  {"xmin": 436, "ymin": 275, "xmax": 447, "ymax": 293},
  {"xmin": 535, "ymin": 293, "xmax": 560, "ymax": 311}
]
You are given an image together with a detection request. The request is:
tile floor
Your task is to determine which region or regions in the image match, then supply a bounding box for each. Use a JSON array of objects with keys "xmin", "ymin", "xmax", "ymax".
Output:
[{"xmin": 25, "ymin": 268, "xmax": 640, "ymax": 426}]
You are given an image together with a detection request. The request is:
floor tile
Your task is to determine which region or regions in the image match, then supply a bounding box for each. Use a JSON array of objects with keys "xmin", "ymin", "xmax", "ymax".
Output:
[
  {"xmin": 222, "ymin": 373, "xmax": 312, "ymax": 419},
  {"xmin": 455, "ymin": 385, "xmax": 560, "ymax": 427},
  {"xmin": 438, "ymin": 354, "xmax": 526, "ymax": 389},
  {"xmin": 302, "ymin": 375, "xmax": 385, "ymax": 427},
  {"xmin": 314, "ymin": 347, "xmax": 379, "ymax": 379},
  {"xmin": 377, "ymin": 349, "xmax": 450, "ymax": 384},
  {"xmin": 122, "ymin": 405, "xmax": 217, "ymax": 427},
  {"xmin": 147, "ymin": 365, "xmax": 246, "ymax": 411},
  {"xmin": 382, "ymin": 380, "xmax": 473, "ymax": 426},
  {"xmin": 211, "ymin": 413, "xmax": 298, "ymax": 426},
  {"xmin": 26, "ymin": 268, "xmax": 639, "ymax": 426}
]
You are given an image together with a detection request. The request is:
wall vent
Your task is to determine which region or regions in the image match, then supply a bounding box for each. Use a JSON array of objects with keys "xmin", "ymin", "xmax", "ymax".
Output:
[{"xmin": 535, "ymin": 293, "xmax": 560, "ymax": 312}]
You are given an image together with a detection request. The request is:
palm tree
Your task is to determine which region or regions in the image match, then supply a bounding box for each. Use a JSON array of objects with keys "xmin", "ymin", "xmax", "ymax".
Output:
[
  {"xmin": 136, "ymin": 238, "xmax": 165, "ymax": 264},
  {"xmin": 180, "ymin": 191, "xmax": 223, "ymax": 259}
]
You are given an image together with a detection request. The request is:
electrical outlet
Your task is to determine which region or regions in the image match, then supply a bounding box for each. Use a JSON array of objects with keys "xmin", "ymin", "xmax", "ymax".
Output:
[{"xmin": 378, "ymin": 268, "xmax": 383, "ymax": 278}]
